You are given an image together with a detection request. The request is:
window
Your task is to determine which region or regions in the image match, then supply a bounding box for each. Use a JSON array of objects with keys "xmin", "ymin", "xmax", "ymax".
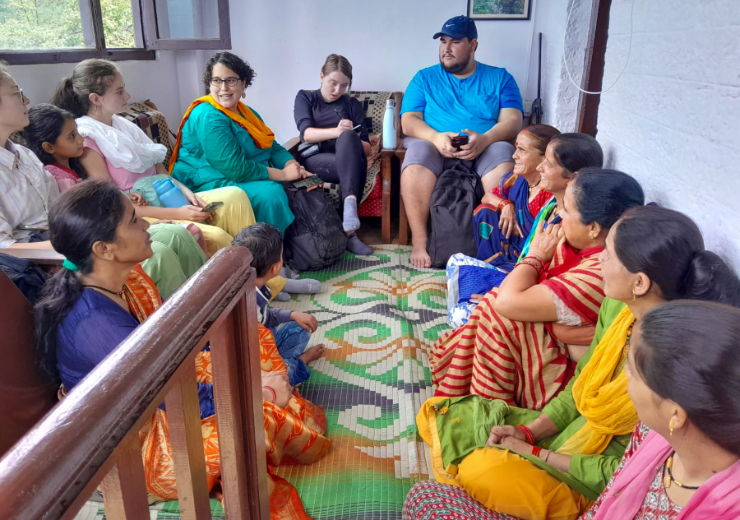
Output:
[{"xmin": 0, "ymin": 0, "xmax": 230, "ymax": 65}]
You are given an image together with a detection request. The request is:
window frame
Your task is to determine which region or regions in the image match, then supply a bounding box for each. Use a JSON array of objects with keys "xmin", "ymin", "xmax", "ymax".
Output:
[
  {"xmin": 0, "ymin": 0, "xmax": 231, "ymax": 65},
  {"xmin": 142, "ymin": 0, "xmax": 231, "ymax": 50}
]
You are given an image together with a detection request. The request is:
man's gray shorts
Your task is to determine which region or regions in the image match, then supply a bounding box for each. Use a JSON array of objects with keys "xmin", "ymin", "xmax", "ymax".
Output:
[{"xmin": 401, "ymin": 136, "xmax": 515, "ymax": 178}]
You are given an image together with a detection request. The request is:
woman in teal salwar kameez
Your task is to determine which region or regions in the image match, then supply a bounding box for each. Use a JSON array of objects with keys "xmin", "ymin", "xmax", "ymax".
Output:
[{"xmin": 171, "ymin": 53, "xmax": 307, "ymax": 234}]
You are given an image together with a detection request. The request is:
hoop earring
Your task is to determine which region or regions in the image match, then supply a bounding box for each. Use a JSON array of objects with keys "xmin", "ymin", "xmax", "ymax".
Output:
[{"xmin": 669, "ymin": 418, "xmax": 674, "ymax": 436}]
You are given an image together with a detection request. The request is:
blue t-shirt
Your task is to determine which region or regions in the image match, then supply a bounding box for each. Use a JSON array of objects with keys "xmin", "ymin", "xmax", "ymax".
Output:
[{"xmin": 400, "ymin": 62, "xmax": 523, "ymax": 134}]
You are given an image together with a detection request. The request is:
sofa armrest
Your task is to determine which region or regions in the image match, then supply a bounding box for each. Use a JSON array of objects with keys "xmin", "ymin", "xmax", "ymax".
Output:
[
  {"xmin": 2, "ymin": 249, "xmax": 65, "ymax": 267},
  {"xmin": 284, "ymin": 137, "xmax": 301, "ymax": 160},
  {"xmin": 391, "ymin": 92, "xmax": 405, "ymax": 140}
]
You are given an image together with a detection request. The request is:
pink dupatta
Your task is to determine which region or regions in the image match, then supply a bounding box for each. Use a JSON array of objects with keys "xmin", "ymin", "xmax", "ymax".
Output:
[{"xmin": 591, "ymin": 430, "xmax": 740, "ymax": 520}]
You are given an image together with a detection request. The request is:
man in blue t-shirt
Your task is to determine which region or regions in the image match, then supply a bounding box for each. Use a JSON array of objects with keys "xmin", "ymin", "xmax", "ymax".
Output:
[{"xmin": 400, "ymin": 15, "xmax": 523, "ymax": 268}]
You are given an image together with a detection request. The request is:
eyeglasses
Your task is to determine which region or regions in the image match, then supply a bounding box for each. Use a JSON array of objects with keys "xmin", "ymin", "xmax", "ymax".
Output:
[
  {"xmin": 0, "ymin": 87, "xmax": 25, "ymax": 103},
  {"xmin": 210, "ymin": 77, "xmax": 241, "ymax": 87}
]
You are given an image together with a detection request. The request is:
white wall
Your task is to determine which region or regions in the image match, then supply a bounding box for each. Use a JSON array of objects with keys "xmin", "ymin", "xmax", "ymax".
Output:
[
  {"xmin": 211, "ymin": 0, "xmax": 555, "ymax": 142},
  {"xmin": 8, "ymin": 1, "xmax": 590, "ymax": 146},
  {"xmin": 595, "ymin": 0, "xmax": 740, "ymax": 269},
  {"xmin": 7, "ymin": 52, "xmax": 183, "ymax": 127}
]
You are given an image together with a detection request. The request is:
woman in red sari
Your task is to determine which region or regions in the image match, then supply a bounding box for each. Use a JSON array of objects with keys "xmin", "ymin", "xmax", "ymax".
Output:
[
  {"xmin": 431, "ymin": 169, "xmax": 644, "ymax": 410},
  {"xmin": 34, "ymin": 180, "xmax": 329, "ymax": 519}
]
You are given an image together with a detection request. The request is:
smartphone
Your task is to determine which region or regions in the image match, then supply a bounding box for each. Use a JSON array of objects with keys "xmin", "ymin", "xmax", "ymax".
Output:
[
  {"xmin": 451, "ymin": 134, "xmax": 469, "ymax": 148},
  {"xmin": 292, "ymin": 176, "xmax": 324, "ymax": 190},
  {"xmin": 203, "ymin": 201, "xmax": 224, "ymax": 213},
  {"xmin": 352, "ymin": 124, "xmax": 362, "ymax": 132},
  {"xmin": 17, "ymin": 224, "xmax": 49, "ymax": 232}
]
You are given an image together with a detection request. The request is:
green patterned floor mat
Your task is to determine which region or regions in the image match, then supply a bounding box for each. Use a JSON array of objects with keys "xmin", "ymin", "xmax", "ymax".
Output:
[
  {"xmin": 73, "ymin": 246, "xmax": 446, "ymax": 520},
  {"xmin": 272, "ymin": 246, "xmax": 446, "ymax": 519}
]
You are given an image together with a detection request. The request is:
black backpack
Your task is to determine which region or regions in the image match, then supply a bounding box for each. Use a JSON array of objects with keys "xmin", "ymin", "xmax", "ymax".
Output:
[
  {"xmin": 283, "ymin": 185, "xmax": 347, "ymax": 271},
  {"xmin": 426, "ymin": 161, "xmax": 484, "ymax": 268},
  {"xmin": 0, "ymin": 253, "xmax": 48, "ymax": 303}
]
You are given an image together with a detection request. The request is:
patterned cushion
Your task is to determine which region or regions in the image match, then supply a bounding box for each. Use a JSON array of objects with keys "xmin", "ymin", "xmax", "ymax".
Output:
[
  {"xmin": 117, "ymin": 101, "xmax": 175, "ymax": 166},
  {"xmin": 347, "ymin": 91, "xmax": 392, "ymax": 134}
]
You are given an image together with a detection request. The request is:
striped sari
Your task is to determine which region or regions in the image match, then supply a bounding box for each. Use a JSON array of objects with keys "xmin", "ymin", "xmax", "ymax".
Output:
[
  {"xmin": 124, "ymin": 266, "xmax": 330, "ymax": 519},
  {"xmin": 431, "ymin": 239, "xmax": 605, "ymax": 410}
]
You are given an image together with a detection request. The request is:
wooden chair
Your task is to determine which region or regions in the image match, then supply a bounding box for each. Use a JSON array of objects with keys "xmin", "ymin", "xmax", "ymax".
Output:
[
  {"xmin": 0, "ymin": 271, "xmax": 58, "ymax": 458},
  {"xmin": 0, "ymin": 247, "xmax": 269, "ymax": 519},
  {"xmin": 284, "ymin": 91, "xmax": 404, "ymax": 244}
]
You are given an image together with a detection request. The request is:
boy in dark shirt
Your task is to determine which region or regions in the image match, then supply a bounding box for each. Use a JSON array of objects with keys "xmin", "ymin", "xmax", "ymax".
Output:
[{"xmin": 232, "ymin": 223, "xmax": 325, "ymax": 386}]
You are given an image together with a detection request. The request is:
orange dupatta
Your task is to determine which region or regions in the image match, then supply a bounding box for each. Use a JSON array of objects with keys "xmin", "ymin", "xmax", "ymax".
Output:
[{"xmin": 168, "ymin": 95, "xmax": 276, "ymax": 172}]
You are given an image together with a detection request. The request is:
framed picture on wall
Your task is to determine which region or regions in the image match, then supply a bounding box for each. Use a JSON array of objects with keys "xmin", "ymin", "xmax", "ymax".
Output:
[{"xmin": 468, "ymin": 0, "xmax": 532, "ymax": 20}]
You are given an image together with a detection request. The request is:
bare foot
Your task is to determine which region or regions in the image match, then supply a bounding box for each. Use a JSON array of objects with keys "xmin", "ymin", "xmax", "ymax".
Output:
[
  {"xmin": 410, "ymin": 244, "xmax": 432, "ymax": 268},
  {"xmin": 299, "ymin": 344, "xmax": 325, "ymax": 364}
]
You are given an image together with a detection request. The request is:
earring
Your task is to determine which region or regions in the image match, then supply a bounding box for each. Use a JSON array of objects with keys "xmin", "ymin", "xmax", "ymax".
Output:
[
  {"xmin": 669, "ymin": 418, "xmax": 674, "ymax": 436},
  {"xmin": 241, "ymin": 92, "xmax": 246, "ymax": 99},
  {"xmin": 632, "ymin": 288, "xmax": 636, "ymax": 301},
  {"xmin": 589, "ymin": 232, "xmax": 596, "ymax": 240}
]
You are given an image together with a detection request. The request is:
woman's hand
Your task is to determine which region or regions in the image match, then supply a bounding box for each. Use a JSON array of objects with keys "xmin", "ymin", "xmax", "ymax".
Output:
[
  {"xmin": 335, "ymin": 118, "xmax": 353, "ymax": 138},
  {"xmin": 182, "ymin": 188, "xmax": 207, "ymax": 208},
  {"xmin": 499, "ymin": 204, "xmax": 523, "ymax": 240},
  {"xmin": 528, "ymin": 220, "xmax": 564, "ymax": 263},
  {"xmin": 261, "ymin": 371, "xmax": 292, "ymax": 408},
  {"xmin": 127, "ymin": 192, "xmax": 149, "ymax": 206},
  {"xmin": 176, "ymin": 205, "xmax": 214, "ymax": 223},
  {"xmin": 494, "ymin": 435, "xmax": 534, "ymax": 454},
  {"xmin": 470, "ymin": 293, "xmax": 484, "ymax": 303},
  {"xmin": 487, "ymin": 425, "xmax": 527, "ymax": 446},
  {"xmin": 282, "ymin": 162, "xmax": 304, "ymax": 181}
]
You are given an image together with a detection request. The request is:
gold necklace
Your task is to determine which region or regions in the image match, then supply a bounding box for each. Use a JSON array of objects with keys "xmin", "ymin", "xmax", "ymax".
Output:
[
  {"xmin": 664, "ymin": 452, "xmax": 700, "ymax": 490},
  {"xmin": 528, "ymin": 179, "xmax": 541, "ymax": 196}
]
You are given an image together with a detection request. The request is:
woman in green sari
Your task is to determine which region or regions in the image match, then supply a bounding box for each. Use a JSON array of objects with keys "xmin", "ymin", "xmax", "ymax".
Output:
[{"xmin": 416, "ymin": 205, "xmax": 740, "ymax": 520}]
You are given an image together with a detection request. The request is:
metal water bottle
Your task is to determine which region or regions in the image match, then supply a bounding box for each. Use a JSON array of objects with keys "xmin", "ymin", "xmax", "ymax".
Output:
[{"xmin": 382, "ymin": 99, "xmax": 397, "ymax": 150}]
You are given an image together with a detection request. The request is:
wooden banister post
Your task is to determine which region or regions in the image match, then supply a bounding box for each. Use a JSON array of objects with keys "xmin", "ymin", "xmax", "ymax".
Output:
[
  {"xmin": 234, "ymin": 281, "xmax": 271, "ymax": 520},
  {"xmin": 164, "ymin": 358, "xmax": 212, "ymax": 520},
  {"xmin": 99, "ymin": 435, "xmax": 150, "ymax": 520},
  {"xmin": 209, "ymin": 270, "xmax": 270, "ymax": 520}
]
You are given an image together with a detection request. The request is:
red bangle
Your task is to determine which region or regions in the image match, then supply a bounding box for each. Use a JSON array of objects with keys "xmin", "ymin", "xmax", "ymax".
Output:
[
  {"xmin": 517, "ymin": 425, "xmax": 535, "ymax": 445},
  {"xmin": 532, "ymin": 446, "xmax": 542, "ymax": 458},
  {"xmin": 262, "ymin": 386, "xmax": 276, "ymax": 404},
  {"xmin": 497, "ymin": 199, "xmax": 514, "ymax": 212},
  {"xmin": 517, "ymin": 257, "xmax": 545, "ymax": 276}
]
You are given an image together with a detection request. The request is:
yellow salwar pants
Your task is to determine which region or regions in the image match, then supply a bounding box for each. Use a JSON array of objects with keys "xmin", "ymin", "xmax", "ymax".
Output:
[
  {"xmin": 188, "ymin": 186, "xmax": 256, "ymax": 256},
  {"xmin": 417, "ymin": 397, "xmax": 591, "ymax": 520}
]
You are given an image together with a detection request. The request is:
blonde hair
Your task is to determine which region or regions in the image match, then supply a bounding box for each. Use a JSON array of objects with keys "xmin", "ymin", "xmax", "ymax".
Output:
[
  {"xmin": 51, "ymin": 59, "xmax": 120, "ymax": 117},
  {"xmin": 0, "ymin": 61, "xmax": 12, "ymax": 106},
  {"xmin": 321, "ymin": 54, "xmax": 353, "ymax": 93}
]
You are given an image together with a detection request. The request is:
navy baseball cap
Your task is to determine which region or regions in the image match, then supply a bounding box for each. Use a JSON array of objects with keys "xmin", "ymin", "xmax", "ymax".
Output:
[{"xmin": 433, "ymin": 15, "xmax": 478, "ymax": 40}]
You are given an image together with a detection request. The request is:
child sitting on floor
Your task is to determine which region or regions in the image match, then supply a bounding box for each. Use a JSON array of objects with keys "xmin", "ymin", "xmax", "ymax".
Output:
[{"xmin": 232, "ymin": 223, "xmax": 325, "ymax": 386}]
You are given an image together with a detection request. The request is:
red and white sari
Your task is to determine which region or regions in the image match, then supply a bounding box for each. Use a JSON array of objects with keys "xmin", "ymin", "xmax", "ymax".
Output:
[{"xmin": 431, "ymin": 239, "xmax": 605, "ymax": 410}]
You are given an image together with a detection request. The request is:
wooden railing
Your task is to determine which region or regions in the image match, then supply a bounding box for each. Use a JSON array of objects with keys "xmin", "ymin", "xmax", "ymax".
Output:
[{"xmin": 0, "ymin": 247, "xmax": 270, "ymax": 520}]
